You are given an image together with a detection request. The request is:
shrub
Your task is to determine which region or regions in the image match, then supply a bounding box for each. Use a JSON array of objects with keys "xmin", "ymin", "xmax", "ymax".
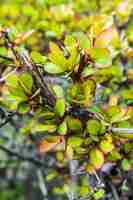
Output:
[{"xmin": 0, "ymin": 0, "xmax": 132, "ymax": 199}]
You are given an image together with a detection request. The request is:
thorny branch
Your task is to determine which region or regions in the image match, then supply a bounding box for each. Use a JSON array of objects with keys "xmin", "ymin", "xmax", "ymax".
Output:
[
  {"xmin": 1, "ymin": 29, "xmax": 56, "ymax": 108},
  {"xmin": 0, "ymin": 144, "xmax": 46, "ymax": 167},
  {"xmin": 0, "ymin": 13, "xmax": 132, "ymax": 199}
]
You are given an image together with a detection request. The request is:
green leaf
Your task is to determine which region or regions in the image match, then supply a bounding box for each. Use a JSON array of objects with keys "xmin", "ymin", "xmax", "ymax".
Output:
[
  {"xmin": 57, "ymin": 120, "xmax": 67, "ymax": 135},
  {"xmin": 82, "ymin": 79, "xmax": 96, "ymax": 107},
  {"xmin": 80, "ymin": 185, "xmax": 90, "ymax": 197},
  {"xmin": 88, "ymin": 105, "xmax": 102, "ymax": 114},
  {"xmin": 49, "ymin": 42, "xmax": 67, "ymax": 69},
  {"xmin": 52, "ymin": 85, "xmax": 64, "ymax": 98},
  {"xmin": 121, "ymin": 159, "xmax": 131, "ymax": 171},
  {"xmin": 46, "ymin": 171, "xmax": 58, "ymax": 182},
  {"xmin": 118, "ymin": 121, "xmax": 131, "ymax": 129},
  {"xmin": 127, "ymin": 18, "xmax": 133, "ymax": 42},
  {"xmin": 8, "ymin": 87, "xmax": 27, "ymax": 100},
  {"xmin": 107, "ymin": 106, "xmax": 120, "ymax": 120},
  {"xmin": 68, "ymin": 136, "xmax": 83, "ymax": 148},
  {"xmin": 86, "ymin": 120, "xmax": 101, "ymax": 135},
  {"xmin": 6, "ymin": 73, "xmax": 27, "ymax": 100},
  {"xmin": 89, "ymin": 148, "xmax": 104, "ymax": 169},
  {"xmin": 123, "ymin": 142, "xmax": 133, "ymax": 153},
  {"xmin": 110, "ymin": 108, "xmax": 132, "ymax": 123},
  {"xmin": 19, "ymin": 72, "xmax": 33, "ymax": 92},
  {"xmin": 6, "ymin": 73, "xmax": 18, "ymax": 87},
  {"xmin": 78, "ymin": 32, "xmax": 91, "ymax": 49},
  {"xmin": 55, "ymin": 98, "xmax": 66, "ymax": 117},
  {"xmin": 107, "ymin": 149, "xmax": 122, "ymax": 161},
  {"xmin": 93, "ymin": 189, "xmax": 105, "ymax": 200},
  {"xmin": 67, "ymin": 82, "xmax": 81, "ymax": 101},
  {"xmin": 67, "ymin": 117, "xmax": 82, "ymax": 132},
  {"xmin": 18, "ymin": 102, "xmax": 30, "ymax": 114},
  {"xmin": 99, "ymin": 139, "xmax": 114, "ymax": 154},
  {"xmin": 44, "ymin": 63, "xmax": 66, "ymax": 74},
  {"xmin": 87, "ymin": 48, "xmax": 112, "ymax": 68},
  {"xmin": 82, "ymin": 65, "xmax": 95, "ymax": 77},
  {"xmin": 64, "ymin": 34, "xmax": 76, "ymax": 47},
  {"xmin": 31, "ymin": 51, "xmax": 47, "ymax": 64},
  {"xmin": 66, "ymin": 47, "xmax": 79, "ymax": 70},
  {"xmin": 33, "ymin": 124, "xmax": 57, "ymax": 133}
]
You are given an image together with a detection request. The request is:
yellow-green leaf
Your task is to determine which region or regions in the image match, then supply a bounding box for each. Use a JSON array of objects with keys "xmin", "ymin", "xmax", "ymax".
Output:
[
  {"xmin": 33, "ymin": 124, "xmax": 57, "ymax": 133},
  {"xmin": 44, "ymin": 63, "xmax": 66, "ymax": 74},
  {"xmin": 67, "ymin": 117, "xmax": 82, "ymax": 132},
  {"xmin": 55, "ymin": 98, "xmax": 66, "ymax": 117},
  {"xmin": 99, "ymin": 139, "xmax": 114, "ymax": 154},
  {"xmin": 89, "ymin": 148, "xmax": 104, "ymax": 169},
  {"xmin": 49, "ymin": 42, "xmax": 66, "ymax": 68},
  {"xmin": 68, "ymin": 136, "xmax": 83, "ymax": 148},
  {"xmin": 57, "ymin": 120, "xmax": 67, "ymax": 135},
  {"xmin": 87, "ymin": 48, "xmax": 112, "ymax": 68},
  {"xmin": 19, "ymin": 72, "xmax": 33, "ymax": 92},
  {"xmin": 86, "ymin": 119, "xmax": 101, "ymax": 135}
]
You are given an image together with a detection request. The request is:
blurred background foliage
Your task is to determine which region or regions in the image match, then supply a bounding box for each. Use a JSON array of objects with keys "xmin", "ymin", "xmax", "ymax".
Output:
[{"xmin": 0, "ymin": 0, "xmax": 133, "ymax": 200}]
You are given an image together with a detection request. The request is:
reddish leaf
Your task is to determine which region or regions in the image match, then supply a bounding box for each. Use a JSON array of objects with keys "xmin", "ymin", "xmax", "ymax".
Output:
[
  {"xmin": 14, "ymin": 30, "xmax": 35, "ymax": 45},
  {"xmin": 94, "ymin": 27, "xmax": 119, "ymax": 48},
  {"xmin": 38, "ymin": 136, "xmax": 64, "ymax": 154}
]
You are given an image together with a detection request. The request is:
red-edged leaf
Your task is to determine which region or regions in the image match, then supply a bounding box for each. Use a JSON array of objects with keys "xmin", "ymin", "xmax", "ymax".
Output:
[
  {"xmin": 94, "ymin": 27, "xmax": 119, "ymax": 48},
  {"xmin": 38, "ymin": 136, "xmax": 64, "ymax": 154},
  {"xmin": 14, "ymin": 30, "xmax": 35, "ymax": 45}
]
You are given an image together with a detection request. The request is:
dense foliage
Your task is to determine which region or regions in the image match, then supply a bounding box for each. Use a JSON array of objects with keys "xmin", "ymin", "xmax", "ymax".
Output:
[{"xmin": 0, "ymin": 0, "xmax": 133, "ymax": 199}]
